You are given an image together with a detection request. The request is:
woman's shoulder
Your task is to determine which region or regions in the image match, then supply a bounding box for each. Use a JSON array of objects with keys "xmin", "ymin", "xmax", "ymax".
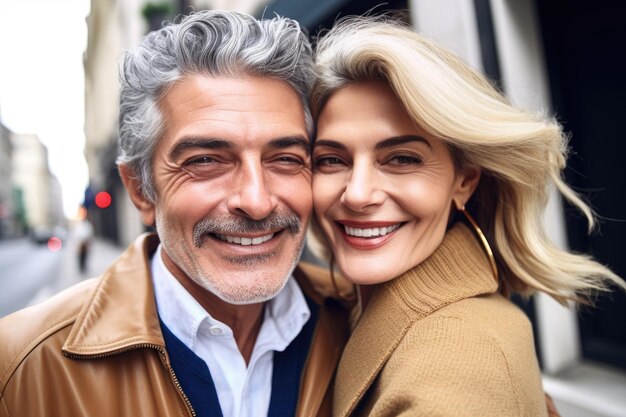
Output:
[
  {"xmin": 377, "ymin": 294, "xmax": 546, "ymax": 415},
  {"xmin": 405, "ymin": 293, "xmax": 535, "ymax": 358},
  {"xmin": 441, "ymin": 292, "xmax": 533, "ymax": 332}
]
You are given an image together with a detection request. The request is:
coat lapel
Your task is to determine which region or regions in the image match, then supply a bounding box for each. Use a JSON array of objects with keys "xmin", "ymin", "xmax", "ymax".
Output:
[{"xmin": 332, "ymin": 285, "xmax": 414, "ymax": 417}]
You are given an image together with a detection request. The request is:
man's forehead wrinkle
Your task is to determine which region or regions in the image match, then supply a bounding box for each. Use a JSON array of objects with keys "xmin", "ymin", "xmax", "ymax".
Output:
[
  {"xmin": 205, "ymin": 98, "xmax": 304, "ymax": 116},
  {"xmin": 162, "ymin": 75, "xmax": 304, "ymax": 118},
  {"xmin": 181, "ymin": 108, "xmax": 307, "ymax": 136}
]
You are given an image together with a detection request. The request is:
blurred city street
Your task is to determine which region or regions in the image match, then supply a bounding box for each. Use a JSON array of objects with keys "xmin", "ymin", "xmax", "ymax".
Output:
[
  {"xmin": 0, "ymin": 230, "xmax": 123, "ymax": 318},
  {"xmin": 0, "ymin": 1, "xmax": 624, "ymax": 416}
]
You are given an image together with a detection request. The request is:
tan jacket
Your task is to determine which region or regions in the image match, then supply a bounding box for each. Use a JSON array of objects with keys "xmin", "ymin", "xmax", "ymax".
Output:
[
  {"xmin": 334, "ymin": 223, "xmax": 548, "ymax": 417},
  {"xmin": 0, "ymin": 234, "xmax": 351, "ymax": 417}
]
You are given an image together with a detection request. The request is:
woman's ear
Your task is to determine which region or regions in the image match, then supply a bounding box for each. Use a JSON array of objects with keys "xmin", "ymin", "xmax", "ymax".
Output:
[
  {"xmin": 118, "ymin": 164, "xmax": 156, "ymax": 227},
  {"xmin": 452, "ymin": 165, "xmax": 481, "ymax": 210}
]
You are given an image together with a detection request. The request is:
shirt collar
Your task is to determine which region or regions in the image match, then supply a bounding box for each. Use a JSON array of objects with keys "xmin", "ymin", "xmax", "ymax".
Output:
[
  {"xmin": 255, "ymin": 267, "xmax": 310, "ymax": 355},
  {"xmin": 150, "ymin": 245, "xmax": 310, "ymax": 353}
]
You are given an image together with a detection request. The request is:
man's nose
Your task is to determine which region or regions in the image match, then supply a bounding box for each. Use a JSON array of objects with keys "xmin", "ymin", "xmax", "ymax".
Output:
[{"xmin": 227, "ymin": 158, "xmax": 278, "ymax": 220}]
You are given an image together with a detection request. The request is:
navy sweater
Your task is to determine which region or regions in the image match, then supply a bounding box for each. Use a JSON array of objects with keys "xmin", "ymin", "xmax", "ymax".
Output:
[{"xmin": 160, "ymin": 297, "xmax": 319, "ymax": 417}]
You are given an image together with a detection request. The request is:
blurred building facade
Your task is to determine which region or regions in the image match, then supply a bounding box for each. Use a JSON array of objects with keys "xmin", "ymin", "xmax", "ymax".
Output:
[
  {"xmin": 83, "ymin": 0, "xmax": 625, "ymax": 414},
  {"xmin": 84, "ymin": 0, "xmax": 148, "ymax": 246},
  {"xmin": 0, "ymin": 121, "xmax": 18, "ymax": 238},
  {"xmin": 10, "ymin": 133, "xmax": 64, "ymax": 231}
]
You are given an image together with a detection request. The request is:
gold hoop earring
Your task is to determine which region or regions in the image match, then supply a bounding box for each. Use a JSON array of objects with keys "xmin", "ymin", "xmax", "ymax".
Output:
[{"xmin": 459, "ymin": 206, "xmax": 499, "ymax": 283}]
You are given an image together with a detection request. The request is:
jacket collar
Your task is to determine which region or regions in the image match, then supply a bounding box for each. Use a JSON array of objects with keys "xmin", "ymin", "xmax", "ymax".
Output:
[
  {"xmin": 63, "ymin": 233, "xmax": 164, "ymax": 356},
  {"xmin": 333, "ymin": 222, "xmax": 499, "ymax": 416},
  {"xmin": 62, "ymin": 233, "xmax": 352, "ymax": 355}
]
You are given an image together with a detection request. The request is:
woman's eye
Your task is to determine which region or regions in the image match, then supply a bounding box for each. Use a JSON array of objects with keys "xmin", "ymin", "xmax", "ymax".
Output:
[
  {"xmin": 315, "ymin": 156, "xmax": 344, "ymax": 167},
  {"xmin": 387, "ymin": 154, "xmax": 422, "ymax": 166}
]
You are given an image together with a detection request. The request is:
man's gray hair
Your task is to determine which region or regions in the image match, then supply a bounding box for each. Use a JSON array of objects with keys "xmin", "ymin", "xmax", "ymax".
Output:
[{"xmin": 116, "ymin": 10, "xmax": 314, "ymax": 201}]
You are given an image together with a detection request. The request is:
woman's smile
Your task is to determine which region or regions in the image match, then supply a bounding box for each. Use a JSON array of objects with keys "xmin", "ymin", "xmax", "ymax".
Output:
[{"xmin": 335, "ymin": 220, "xmax": 404, "ymax": 249}]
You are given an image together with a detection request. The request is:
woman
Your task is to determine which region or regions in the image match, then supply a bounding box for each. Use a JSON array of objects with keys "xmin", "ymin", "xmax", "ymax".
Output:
[{"xmin": 309, "ymin": 17, "xmax": 624, "ymax": 417}]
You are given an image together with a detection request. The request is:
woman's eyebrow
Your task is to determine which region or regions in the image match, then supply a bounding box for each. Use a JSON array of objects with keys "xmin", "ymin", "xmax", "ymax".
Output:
[
  {"xmin": 312, "ymin": 139, "xmax": 347, "ymax": 151},
  {"xmin": 375, "ymin": 135, "xmax": 431, "ymax": 150}
]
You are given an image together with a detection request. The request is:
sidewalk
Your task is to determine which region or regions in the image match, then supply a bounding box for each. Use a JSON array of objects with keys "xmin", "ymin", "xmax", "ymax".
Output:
[{"xmin": 27, "ymin": 235, "xmax": 125, "ymax": 307}]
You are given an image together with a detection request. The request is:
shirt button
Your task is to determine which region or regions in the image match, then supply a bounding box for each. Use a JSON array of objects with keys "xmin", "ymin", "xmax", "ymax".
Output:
[{"xmin": 209, "ymin": 325, "xmax": 223, "ymax": 336}]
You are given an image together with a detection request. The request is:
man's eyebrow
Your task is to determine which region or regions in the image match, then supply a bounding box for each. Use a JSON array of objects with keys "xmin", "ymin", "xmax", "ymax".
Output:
[
  {"xmin": 268, "ymin": 136, "xmax": 311, "ymax": 156},
  {"xmin": 168, "ymin": 137, "xmax": 232, "ymax": 161},
  {"xmin": 375, "ymin": 135, "xmax": 432, "ymax": 150},
  {"xmin": 312, "ymin": 139, "xmax": 348, "ymax": 151}
]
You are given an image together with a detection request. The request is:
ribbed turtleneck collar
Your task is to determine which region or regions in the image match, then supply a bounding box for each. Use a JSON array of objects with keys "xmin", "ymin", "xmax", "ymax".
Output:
[{"xmin": 383, "ymin": 221, "xmax": 499, "ymax": 317}]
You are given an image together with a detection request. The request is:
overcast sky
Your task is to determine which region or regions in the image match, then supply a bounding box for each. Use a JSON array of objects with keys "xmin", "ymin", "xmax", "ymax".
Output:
[{"xmin": 0, "ymin": 0, "xmax": 90, "ymax": 218}]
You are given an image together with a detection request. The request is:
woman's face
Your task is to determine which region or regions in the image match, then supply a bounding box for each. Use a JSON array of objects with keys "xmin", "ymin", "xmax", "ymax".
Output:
[{"xmin": 313, "ymin": 81, "xmax": 479, "ymax": 285}]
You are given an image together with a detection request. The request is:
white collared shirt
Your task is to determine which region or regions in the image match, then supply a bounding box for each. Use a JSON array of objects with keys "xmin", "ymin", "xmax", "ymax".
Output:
[{"xmin": 151, "ymin": 245, "xmax": 310, "ymax": 417}]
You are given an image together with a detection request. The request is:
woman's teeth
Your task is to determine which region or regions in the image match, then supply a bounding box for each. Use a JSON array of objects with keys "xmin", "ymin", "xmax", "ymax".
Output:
[
  {"xmin": 344, "ymin": 224, "xmax": 401, "ymax": 238},
  {"xmin": 215, "ymin": 233, "xmax": 274, "ymax": 246}
]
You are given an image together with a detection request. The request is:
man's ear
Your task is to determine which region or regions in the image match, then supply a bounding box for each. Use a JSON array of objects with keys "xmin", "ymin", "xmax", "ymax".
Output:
[
  {"xmin": 452, "ymin": 165, "xmax": 481, "ymax": 210},
  {"xmin": 118, "ymin": 164, "xmax": 156, "ymax": 227}
]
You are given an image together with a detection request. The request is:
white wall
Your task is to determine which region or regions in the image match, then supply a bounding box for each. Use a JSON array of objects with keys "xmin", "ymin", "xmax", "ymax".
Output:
[
  {"xmin": 489, "ymin": 0, "xmax": 580, "ymax": 375},
  {"xmin": 410, "ymin": 0, "xmax": 482, "ymax": 71}
]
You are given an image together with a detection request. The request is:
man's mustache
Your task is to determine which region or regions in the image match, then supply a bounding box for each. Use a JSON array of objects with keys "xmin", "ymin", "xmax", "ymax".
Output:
[{"xmin": 192, "ymin": 211, "xmax": 302, "ymax": 247}]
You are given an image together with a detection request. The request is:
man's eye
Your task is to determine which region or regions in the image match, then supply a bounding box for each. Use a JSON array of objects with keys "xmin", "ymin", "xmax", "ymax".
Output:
[
  {"xmin": 181, "ymin": 155, "xmax": 229, "ymax": 178},
  {"xmin": 184, "ymin": 156, "xmax": 215, "ymax": 165},
  {"xmin": 269, "ymin": 154, "xmax": 309, "ymax": 174},
  {"xmin": 275, "ymin": 155, "xmax": 304, "ymax": 165}
]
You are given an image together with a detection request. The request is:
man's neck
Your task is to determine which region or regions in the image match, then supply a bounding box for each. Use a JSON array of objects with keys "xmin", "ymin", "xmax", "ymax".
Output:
[{"xmin": 165, "ymin": 262, "xmax": 264, "ymax": 365}]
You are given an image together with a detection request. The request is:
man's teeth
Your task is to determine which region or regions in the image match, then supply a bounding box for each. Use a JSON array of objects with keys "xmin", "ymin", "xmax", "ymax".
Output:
[
  {"xmin": 215, "ymin": 233, "xmax": 274, "ymax": 246},
  {"xmin": 344, "ymin": 224, "xmax": 401, "ymax": 237}
]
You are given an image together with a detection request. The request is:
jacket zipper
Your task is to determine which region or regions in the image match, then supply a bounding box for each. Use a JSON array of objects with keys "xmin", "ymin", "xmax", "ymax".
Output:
[
  {"xmin": 63, "ymin": 344, "xmax": 197, "ymax": 417},
  {"xmin": 294, "ymin": 317, "xmax": 321, "ymax": 417}
]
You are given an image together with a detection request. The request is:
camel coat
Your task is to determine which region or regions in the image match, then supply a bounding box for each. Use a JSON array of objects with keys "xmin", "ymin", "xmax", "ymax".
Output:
[{"xmin": 333, "ymin": 223, "xmax": 548, "ymax": 417}]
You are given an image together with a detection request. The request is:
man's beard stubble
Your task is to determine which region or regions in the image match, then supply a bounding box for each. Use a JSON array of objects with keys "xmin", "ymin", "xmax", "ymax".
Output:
[{"xmin": 159, "ymin": 209, "xmax": 306, "ymax": 305}]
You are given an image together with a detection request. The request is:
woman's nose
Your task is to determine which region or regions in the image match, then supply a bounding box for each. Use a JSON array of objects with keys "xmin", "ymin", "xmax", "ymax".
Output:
[{"xmin": 340, "ymin": 161, "xmax": 386, "ymax": 212}]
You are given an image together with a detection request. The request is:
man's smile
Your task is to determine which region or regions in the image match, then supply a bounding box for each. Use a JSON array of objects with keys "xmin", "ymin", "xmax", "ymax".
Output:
[{"xmin": 213, "ymin": 231, "xmax": 276, "ymax": 246}]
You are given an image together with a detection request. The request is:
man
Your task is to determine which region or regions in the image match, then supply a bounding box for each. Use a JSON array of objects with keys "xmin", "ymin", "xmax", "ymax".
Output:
[{"xmin": 0, "ymin": 10, "xmax": 350, "ymax": 417}]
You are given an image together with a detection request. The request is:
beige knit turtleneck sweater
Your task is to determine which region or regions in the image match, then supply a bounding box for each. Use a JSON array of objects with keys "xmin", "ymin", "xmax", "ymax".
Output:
[{"xmin": 333, "ymin": 223, "xmax": 547, "ymax": 417}]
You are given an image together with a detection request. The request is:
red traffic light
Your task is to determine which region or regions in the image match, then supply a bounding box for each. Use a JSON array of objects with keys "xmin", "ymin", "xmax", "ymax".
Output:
[
  {"xmin": 47, "ymin": 237, "xmax": 62, "ymax": 252},
  {"xmin": 95, "ymin": 191, "xmax": 112, "ymax": 209}
]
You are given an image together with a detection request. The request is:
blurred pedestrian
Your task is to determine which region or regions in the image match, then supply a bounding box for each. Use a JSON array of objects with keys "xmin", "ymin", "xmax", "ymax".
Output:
[{"xmin": 74, "ymin": 211, "xmax": 93, "ymax": 274}]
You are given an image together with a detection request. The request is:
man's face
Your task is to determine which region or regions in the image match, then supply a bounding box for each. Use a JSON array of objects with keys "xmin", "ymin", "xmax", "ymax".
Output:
[{"xmin": 146, "ymin": 75, "xmax": 312, "ymax": 304}]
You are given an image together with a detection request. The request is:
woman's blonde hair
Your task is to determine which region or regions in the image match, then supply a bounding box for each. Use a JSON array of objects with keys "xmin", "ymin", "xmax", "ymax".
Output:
[{"xmin": 310, "ymin": 16, "xmax": 625, "ymax": 304}]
